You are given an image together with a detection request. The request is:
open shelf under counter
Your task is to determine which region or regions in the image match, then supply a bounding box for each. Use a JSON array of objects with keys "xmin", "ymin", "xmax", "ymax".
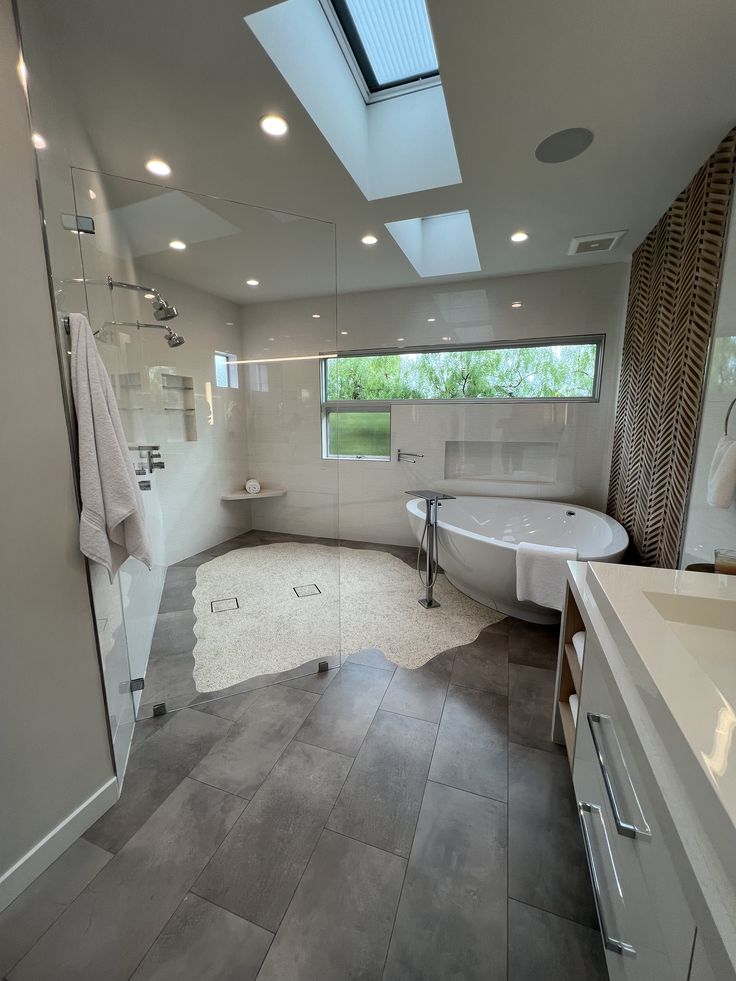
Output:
[
  {"xmin": 220, "ymin": 487, "xmax": 286, "ymax": 501},
  {"xmin": 553, "ymin": 560, "xmax": 588, "ymax": 766}
]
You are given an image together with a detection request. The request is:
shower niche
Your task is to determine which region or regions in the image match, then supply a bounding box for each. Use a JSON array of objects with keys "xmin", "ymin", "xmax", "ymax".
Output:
[{"xmin": 160, "ymin": 371, "xmax": 197, "ymax": 443}]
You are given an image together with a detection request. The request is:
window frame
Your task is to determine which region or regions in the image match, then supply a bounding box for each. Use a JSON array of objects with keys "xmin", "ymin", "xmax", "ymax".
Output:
[
  {"xmin": 214, "ymin": 350, "xmax": 239, "ymax": 389},
  {"xmin": 320, "ymin": 335, "xmax": 604, "ymax": 461},
  {"xmin": 321, "ymin": 404, "xmax": 392, "ymax": 462},
  {"xmin": 319, "ymin": 0, "xmax": 441, "ymax": 103},
  {"xmin": 322, "ymin": 334, "xmax": 605, "ymax": 408}
]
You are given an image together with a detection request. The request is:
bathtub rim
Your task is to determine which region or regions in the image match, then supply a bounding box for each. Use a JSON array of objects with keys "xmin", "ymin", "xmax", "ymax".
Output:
[{"xmin": 405, "ymin": 495, "xmax": 629, "ymax": 561}]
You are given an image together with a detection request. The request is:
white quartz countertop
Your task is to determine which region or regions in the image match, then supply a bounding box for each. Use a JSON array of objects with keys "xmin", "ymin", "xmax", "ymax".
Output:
[{"xmin": 583, "ymin": 562, "xmax": 736, "ymax": 833}]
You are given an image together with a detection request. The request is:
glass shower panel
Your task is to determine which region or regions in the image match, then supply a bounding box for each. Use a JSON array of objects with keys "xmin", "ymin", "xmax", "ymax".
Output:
[{"xmin": 72, "ymin": 169, "xmax": 339, "ymax": 719}]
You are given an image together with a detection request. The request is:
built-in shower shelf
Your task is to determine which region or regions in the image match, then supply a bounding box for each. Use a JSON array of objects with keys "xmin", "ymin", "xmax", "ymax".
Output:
[
  {"xmin": 221, "ymin": 487, "xmax": 286, "ymax": 501},
  {"xmin": 163, "ymin": 407, "xmax": 195, "ymax": 411}
]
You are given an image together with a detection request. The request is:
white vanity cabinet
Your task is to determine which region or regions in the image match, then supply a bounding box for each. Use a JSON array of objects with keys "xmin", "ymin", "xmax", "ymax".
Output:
[
  {"xmin": 572, "ymin": 628, "xmax": 695, "ymax": 980},
  {"xmin": 556, "ymin": 562, "xmax": 736, "ymax": 981}
]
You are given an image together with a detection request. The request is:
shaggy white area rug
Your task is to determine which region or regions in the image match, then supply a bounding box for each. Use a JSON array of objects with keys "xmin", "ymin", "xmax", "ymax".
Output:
[{"xmin": 191, "ymin": 542, "xmax": 504, "ymax": 692}]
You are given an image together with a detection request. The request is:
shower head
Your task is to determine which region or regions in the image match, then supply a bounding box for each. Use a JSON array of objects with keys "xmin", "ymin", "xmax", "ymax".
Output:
[
  {"xmin": 165, "ymin": 327, "xmax": 185, "ymax": 347},
  {"xmin": 151, "ymin": 296, "xmax": 178, "ymax": 321}
]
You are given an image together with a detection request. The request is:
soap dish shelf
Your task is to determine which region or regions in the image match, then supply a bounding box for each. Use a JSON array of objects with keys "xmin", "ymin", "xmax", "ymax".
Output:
[{"xmin": 221, "ymin": 488, "xmax": 286, "ymax": 501}]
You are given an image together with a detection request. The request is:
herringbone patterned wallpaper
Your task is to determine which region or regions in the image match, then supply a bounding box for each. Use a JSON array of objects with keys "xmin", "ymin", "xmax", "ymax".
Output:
[{"xmin": 607, "ymin": 128, "xmax": 736, "ymax": 568}]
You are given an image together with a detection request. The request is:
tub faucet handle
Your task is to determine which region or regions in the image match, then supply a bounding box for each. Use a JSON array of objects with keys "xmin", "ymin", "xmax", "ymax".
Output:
[{"xmin": 397, "ymin": 449, "xmax": 424, "ymax": 463}]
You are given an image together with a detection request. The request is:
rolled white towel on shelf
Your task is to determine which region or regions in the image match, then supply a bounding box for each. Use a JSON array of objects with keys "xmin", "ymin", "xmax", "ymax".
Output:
[
  {"xmin": 244, "ymin": 478, "xmax": 261, "ymax": 495},
  {"xmin": 516, "ymin": 541, "xmax": 578, "ymax": 612},
  {"xmin": 569, "ymin": 693, "xmax": 579, "ymax": 726},
  {"xmin": 572, "ymin": 630, "xmax": 585, "ymax": 668},
  {"xmin": 707, "ymin": 435, "xmax": 736, "ymax": 508}
]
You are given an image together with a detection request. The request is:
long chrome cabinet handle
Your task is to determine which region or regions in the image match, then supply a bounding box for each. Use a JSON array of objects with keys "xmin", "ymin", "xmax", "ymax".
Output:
[
  {"xmin": 588, "ymin": 712, "xmax": 651, "ymax": 840},
  {"xmin": 579, "ymin": 802, "xmax": 637, "ymax": 957}
]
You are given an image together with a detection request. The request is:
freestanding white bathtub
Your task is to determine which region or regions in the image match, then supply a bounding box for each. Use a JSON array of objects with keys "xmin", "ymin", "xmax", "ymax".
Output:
[{"xmin": 406, "ymin": 496, "xmax": 628, "ymax": 624}]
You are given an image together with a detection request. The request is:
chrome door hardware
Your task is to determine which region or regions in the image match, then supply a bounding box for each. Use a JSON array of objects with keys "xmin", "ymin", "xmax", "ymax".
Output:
[
  {"xmin": 588, "ymin": 713, "xmax": 651, "ymax": 840},
  {"xmin": 579, "ymin": 802, "xmax": 636, "ymax": 957},
  {"xmin": 138, "ymin": 480, "xmax": 151, "ymax": 491},
  {"xmin": 397, "ymin": 449, "xmax": 425, "ymax": 463},
  {"xmin": 139, "ymin": 447, "xmax": 165, "ymax": 473}
]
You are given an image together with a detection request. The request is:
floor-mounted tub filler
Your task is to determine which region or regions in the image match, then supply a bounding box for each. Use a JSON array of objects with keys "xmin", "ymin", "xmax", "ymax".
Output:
[{"xmin": 406, "ymin": 495, "xmax": 628, "ymax": 624}]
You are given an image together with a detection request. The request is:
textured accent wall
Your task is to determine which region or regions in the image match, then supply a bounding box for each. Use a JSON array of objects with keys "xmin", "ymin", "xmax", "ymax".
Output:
[{"xmin": 607, "ymin": 128, "xmax": 736, "ymax": 567}]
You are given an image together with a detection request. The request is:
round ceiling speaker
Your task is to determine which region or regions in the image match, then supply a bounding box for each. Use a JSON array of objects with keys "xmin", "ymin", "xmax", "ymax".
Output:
[{"xmin": 535, "ymin": 128, "xmax": 594, "ymax": 163}]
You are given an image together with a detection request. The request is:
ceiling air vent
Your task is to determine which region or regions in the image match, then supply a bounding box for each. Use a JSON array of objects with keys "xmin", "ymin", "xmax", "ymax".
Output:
[{"xmin": 568, "ymin": 230, "xmax": 627, "ymax": 255}]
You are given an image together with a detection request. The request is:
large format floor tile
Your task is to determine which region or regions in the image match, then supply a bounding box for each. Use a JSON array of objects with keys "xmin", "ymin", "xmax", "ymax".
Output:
[
  {"xmin": 157, "ymin": 566, "xmax": 197, "ymax": 615},
  {"xmin": 428, "ymin": 684, "xmax": 508, "ymax": 801},
  {"xmin": 130, "ymin": 893, "xmax": 272, "ymax": 981},
  {"xmin": 0, "ymin": 838, "xmax": 112, "ymax": 978},
  {"xmin": 255, "ymin": 829, "xmax": 406, "ymax": 981},
  {"xmin": 85, "ymin": 708, "xmax": 232, "ymax": 853},
  {"xmin": 141, "ymin": 651, "xmax": 198, "ymax": 709},
  {"xmin": 379, "ymin": 652, "xmax": 453, "ymax": 723},
  {"xmin": 194, "ymin": 741, "xmax": 352, "ymax": 932},
  {"xmin": 327, "ymin": 710, "xmax": 437, "ymax": 857},
  {"xmin": 383, "ymin": 781, "xmax": 507, "ymax": 981},
  {"xmin": 294, "ymin": 662, "xmax": 392, "ymax": 756},
  {"xmin": 508, "ymin": 742, "xmax": 597, "ymax": 927},
  {"xmin": 10, "ymin": 779, "xmax": 245, "ymax": 981},
  {"xmin": 508, "ymin": 900, "xmax": 607, "ymax": 980},
  {"xmin": 508, "ymin": 621, "xmax": 559, "ymax": 670},
  {"xmin": 150, "ymin": 610, "xmax": 197, "ymax": 658},
  {"xmin": 508, "ymin": 662, "xmax": 561, "ymax": 753},
  {"xmin": 449, "ymin": 628, "xmax": 509, "ymax": 694},
  {"xmin": 190, "ymin": 685, "xmax": 319, "ymax": 797}
]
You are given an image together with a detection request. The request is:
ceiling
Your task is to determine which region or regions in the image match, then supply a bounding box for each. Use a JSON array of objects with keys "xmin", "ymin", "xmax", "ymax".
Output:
[{"xmin": 20, "ymin": 0, "xmax": 736, "ymax": 304}]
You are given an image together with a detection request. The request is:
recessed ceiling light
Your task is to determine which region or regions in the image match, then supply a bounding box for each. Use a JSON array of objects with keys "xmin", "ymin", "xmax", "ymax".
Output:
[
  {"xmin": 511, "ymin": 301, "xmax": 522, "ymax": 308},
  {"xmin": 144, "ymin": 293, "xmax": 155, "ymax": 300},
  {"xmin": 361, "ymin": 234, "xmax": 378, "ymax": 246},
  {"xmin": 225, "ymin": 321, "xmax": 234, "ymax": 326},
  {"xmin": 510, "ymin": 231, "xmax": 529, "ymax": 243},
  {"xmin": 442, "ymin": 336, "xmax": 452, "ymax": 341},
  {"xmin": 145, "ymin": 158, "xmax": 171, "ymax": 177},
  {"xmin": 246, "ymin": 278, "xmax": 259, "ymax": 287},
  {"xmin": 427, "ymin": 317, "xmax": 436, "ymax": 322},
  {"xmin": 88, "ymin": 189, "xmax": 97, "ymax": 200},
  {"xmin": 397, "ymin": 337, "xmax": 405, "ymax": 342},
  {"xmin": 340, "ymin": 330, "xmax": 349, "ymax": 335},
  {"xmin": 31, "ymin": 132, "xmax": 46, "ymax": 150},
  {"xmin": 169, "ymin": 240, "xmax": 186, "ymax": 250},
  {"xmin": 312, "ymin": 313, "xmax": 321, "ymax": 319},
  {"xmin": 268, "ymin": 337, "xmax": 275, "ymax": 341},
  {"xmin": 260, "ymin": 114, "xmax": 288, "ymax": 137}
]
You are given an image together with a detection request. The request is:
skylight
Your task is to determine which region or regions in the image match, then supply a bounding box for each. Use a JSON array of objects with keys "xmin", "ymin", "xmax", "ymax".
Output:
[{"xmin": 331, "ymin": 0, "xmax": 439, "ymax": 92}]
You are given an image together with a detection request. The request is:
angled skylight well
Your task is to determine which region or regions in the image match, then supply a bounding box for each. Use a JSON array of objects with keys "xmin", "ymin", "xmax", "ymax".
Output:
[{"xmin": 323, "ymin": 0, "xmax": 440, "ymax": 101}]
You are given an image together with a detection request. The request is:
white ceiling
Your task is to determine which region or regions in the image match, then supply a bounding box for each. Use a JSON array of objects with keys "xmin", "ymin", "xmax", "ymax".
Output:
[{"xmin": 22, "ymin": 0, "xmax": 736, "ymax": 304}]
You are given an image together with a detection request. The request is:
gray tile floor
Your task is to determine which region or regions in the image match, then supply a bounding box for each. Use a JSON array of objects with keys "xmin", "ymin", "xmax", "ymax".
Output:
[{"xmin": 1, "ymin": 616, "xmax": 607, "ymax": 980}]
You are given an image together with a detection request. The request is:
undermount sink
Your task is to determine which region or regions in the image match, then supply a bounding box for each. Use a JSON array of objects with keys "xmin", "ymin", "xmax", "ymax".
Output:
[{"xmin": 645, "ymin": 591, "xmax": 736, "ymax": 700}]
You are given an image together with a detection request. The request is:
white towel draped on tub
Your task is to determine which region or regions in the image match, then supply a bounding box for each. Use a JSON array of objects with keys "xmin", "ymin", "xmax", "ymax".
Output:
[
  {"xmin": 707, "ymin": 435, "xmax": 736, "ymax": 509},
  {"xmin": 70, "ymin": 313, "xmax": 152, "ymax": 579},
  {"xmin": 516, "ymin": 541, "xmax": 577, "ymax": 612}
]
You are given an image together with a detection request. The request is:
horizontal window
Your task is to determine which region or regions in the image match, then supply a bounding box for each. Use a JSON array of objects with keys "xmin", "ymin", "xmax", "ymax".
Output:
[
  {"xmin": 323, "ymin": 407, "xmax": 391, "ymax": 460},
  {"xmin": 323, "ymin": 337, "xmax": 603, "ymax": 402}
]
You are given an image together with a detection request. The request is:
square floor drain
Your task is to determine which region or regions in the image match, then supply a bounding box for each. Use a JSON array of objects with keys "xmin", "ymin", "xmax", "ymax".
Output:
[
  {"xmin": 211, "ymin": 597, "xmax": 239, "ymax": 613},
  {"xmin": 293, "ymin": 583, "xmax": 321, "ymax": 598}
]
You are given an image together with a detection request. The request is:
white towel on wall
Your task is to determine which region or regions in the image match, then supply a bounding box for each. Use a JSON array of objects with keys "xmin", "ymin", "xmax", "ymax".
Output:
[
  {"xmin": 516, "ymin": 541, "xmax": 577, "ymax": 612},
  {"xmin": 70, "ymin": 313, "xmax": 152, "ymax": 579},
  {"xmin": 707, "ymin": 435, "xmax": 736, "ymax": 508}
]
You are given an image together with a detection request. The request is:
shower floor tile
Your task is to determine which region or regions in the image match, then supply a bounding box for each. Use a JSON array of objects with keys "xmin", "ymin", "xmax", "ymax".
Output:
[{"xmin": 8, "ymin": 531, "xmax": 605, "ymax": 980}]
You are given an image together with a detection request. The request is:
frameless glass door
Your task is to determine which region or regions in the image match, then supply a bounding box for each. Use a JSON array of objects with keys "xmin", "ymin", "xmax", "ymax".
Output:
[{"xmin": 71, "ymin": 168, "xmax": 339, "ymax": 721}]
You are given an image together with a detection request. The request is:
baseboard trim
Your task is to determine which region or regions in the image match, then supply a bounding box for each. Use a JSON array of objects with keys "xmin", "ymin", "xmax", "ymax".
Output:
[{"xmin": 0, "ymin": 776, "xmax": 118, "ymax": 912}]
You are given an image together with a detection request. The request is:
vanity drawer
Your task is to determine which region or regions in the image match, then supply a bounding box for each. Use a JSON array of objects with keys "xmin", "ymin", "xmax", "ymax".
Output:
[{"xmin": 573, "ymin": 630, "xmax": 695, "ymax": 981}]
